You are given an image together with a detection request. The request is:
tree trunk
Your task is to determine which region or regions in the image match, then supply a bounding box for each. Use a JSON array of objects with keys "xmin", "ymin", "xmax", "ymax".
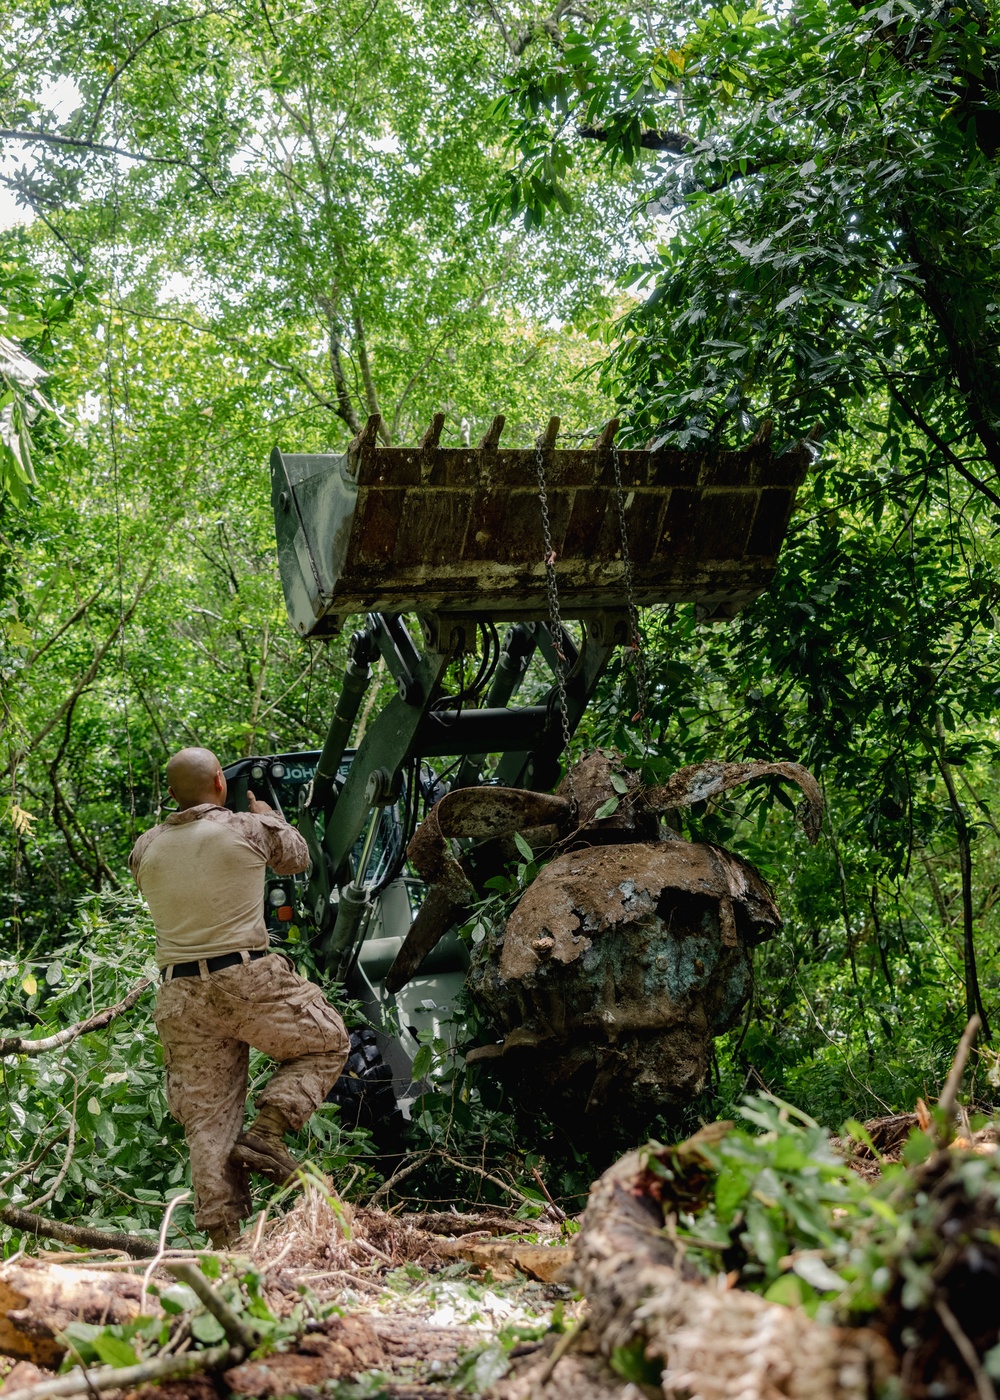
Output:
[
  {"xmin": 0, "ymin": 1259, "xmax": 148, "ymax": 1368},
  {"xmin": 571, "ymin": 1143, "xmax": 895, "ymax": 1400}
]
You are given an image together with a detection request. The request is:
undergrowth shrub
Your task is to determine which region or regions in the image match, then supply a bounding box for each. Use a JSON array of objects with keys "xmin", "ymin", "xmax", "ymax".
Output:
[{"xmin": 0, "ymin": 892, "xmax": 379, "ymax": 1254}]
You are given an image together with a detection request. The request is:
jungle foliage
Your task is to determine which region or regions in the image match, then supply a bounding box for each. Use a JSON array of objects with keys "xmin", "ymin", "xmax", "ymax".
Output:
[{"xmin": 1, "ymin": 0, "xmax": 1000, "ymax": 1238}]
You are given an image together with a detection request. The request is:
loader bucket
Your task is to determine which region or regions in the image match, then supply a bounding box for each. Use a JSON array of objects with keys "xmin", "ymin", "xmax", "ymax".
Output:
[{"xmin": 271, "ymin": 414, "xmax": 810, "ymax": 638}]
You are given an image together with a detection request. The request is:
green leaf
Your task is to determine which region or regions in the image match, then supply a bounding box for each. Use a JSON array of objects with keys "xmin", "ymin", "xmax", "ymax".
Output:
[
  {"xmin": 160, "ymin": 1284, "xmax": 199, "ymax": 1315},
  {"xmin": 714, "ymin": 1164, "xmax": 750, "ymax": 1220},
  {"xmin": 984, "ymin": 1344, "xmax": 1000, "ymax": 1381},
  {"xmin": 610, "ymin": 772, "xmax": 629, "ymax": 793},
  {"xmin": 843, "ymin": 1119, "xmax": 880, "ymax": 1159},
  {"xmin": 743, "ymin": 1201, "xmax": 780, "ymax": 1268},
  {"xmin": 513, "ymin": 832, "xmax": 534, "ymax": 862},
  {"xmin": 411, "ymin": 1044, "xmax": 434, "ymax": 1079},
  {"xmin": 610, "ymin": 1339, "xmax": 662, "ymax": 1386},
  {"xmin": 92, "ymin": 1334, "xmax": 141, "ymax": 1368},
  {"xmin": 772, "ymin": 1135, "xmax": 807, "ymax": 1171},
  {"xmin": 790, "ymin": 1253, "xmax": 846, "ymax": 1293},
  {"xmin": 458, "ymin": 1341, "xmax": 511, "ymax": 1392},
  {"xmin": 763, "ymin": 1273, "xmax": 804, "ymax": 1307},
  {"xmin": 59, "ymin": 1322, "xmax": 102, "ymax": 1355},
  {"xmin": 902, "ymin": 1130, "xmax": 935, "ymax": 1166},
  {"xmin": 190, "ymin": 1312, "xmax": 227, "ymax": 1345},
  {"xmin": 594, "ymin": 796, "xmax": 619, "ymax": 819}
]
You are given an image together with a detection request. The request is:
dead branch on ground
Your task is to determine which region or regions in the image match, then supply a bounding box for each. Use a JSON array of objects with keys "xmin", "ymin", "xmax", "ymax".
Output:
[
  {"xmin": 571, "ymin": 1135, "xmax": 893, "ymax": 1400},
  {"xmin": 0, "ymin": 1206, "xmax": 158, "ymax": 1258}
]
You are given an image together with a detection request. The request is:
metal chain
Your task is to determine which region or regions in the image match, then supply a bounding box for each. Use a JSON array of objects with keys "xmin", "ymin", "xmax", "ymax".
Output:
[
  {"xmin": 535, "ymin": 444, "xmax": 573, "ymax": 756},
  {"xmin": 611, "ymin": 442, "xmax": 651, "ymax": 752}
]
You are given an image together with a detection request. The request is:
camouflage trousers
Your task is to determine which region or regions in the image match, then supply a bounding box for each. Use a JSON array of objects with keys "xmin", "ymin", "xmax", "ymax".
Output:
[{"xmin": 154, "ymin": 953, "xmax": 349, "ymax": 1230}]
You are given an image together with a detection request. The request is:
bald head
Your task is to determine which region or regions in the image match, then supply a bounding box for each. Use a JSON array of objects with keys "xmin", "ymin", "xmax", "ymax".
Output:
[{"xmin": 167, "ymin": 747, "xmax": 227, "ymax": 810}]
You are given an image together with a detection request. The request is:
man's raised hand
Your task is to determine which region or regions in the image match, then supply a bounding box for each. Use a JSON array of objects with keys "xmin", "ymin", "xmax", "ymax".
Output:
[{"xmin": 247, "ymin": 789, "xmax": 276, "ymax": 816}]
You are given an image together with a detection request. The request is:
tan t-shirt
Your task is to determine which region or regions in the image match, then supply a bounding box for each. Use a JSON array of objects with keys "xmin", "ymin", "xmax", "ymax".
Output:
[{"xmin": 129, "ymin": 804, "xmax": 310, "ymax": 968}]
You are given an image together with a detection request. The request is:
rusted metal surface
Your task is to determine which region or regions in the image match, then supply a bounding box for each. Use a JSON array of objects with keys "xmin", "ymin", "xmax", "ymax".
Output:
[
  {"xmin": 383, "ymin": 787, "xmax": 572, "ymax": 993},
  {"xmin": 554, "ymin": 750, "xmax": 658, "ymax": 839},
  {"xmin": 467, "ymin": 837, "xmax": 769, "ymax": 1141},
  {"xmin": 393, "ymin": 750, "xmax": 823, "ymax": 1142},
  {"xmin": 500, "ymin": 841, "xmax": 779, "ymax": 981},
  {"xmin": 648, "ymin": 759, "xmax": 824, "ymax": 842},
  {"xmin": 272, "ymin": 414, "xmax": 811, "ymax": 637}
]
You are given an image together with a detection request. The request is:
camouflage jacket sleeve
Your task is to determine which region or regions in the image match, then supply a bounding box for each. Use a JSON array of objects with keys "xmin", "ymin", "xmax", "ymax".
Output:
[{"xmin": 246, "ymin": 812, "xmax": 310, "ymax": 875}]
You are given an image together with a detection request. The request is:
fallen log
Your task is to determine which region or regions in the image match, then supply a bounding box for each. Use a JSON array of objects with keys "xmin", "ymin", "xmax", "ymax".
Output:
[
  {"xmin": 0, "ymin": 1207, "xmax": 158, "ymax": 1259},
  {"xmin": 0, "ymin": 1341, "xmax": 233, "ymax": 1400},
  {"xmin": 402, "ymin": 1209, "xmax": 555, "ymax": 1238},
  {"xmin": 571, "ymin": 1128, "xmax": 895, "ymax": 1400},
  {"xmin": 436, "ymin": 1237, "xmax": 571, "ymax": 1282},
  {"xmin": 0, "ymin": 1258, "xmax": 149, "ymax": 1368},
  {"xmin": 0, "ymin": 1253, "xmax": 251, "ymax": 1400}
]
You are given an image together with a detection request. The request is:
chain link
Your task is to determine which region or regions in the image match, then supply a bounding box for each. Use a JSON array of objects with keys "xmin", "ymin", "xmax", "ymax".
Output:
[
  {"xmin": 611, "ymin": 442, "xmax": 651, "ymax": 752},
  {"xmin": 535, "ymin": 443, "xmax": 573, "ymax": 756}
]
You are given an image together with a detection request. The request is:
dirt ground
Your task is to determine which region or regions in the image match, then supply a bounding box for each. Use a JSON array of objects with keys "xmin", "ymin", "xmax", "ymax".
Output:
[{"xmin": 0, "ymin": 1190, "xmax": 582, "ymax": 1400}]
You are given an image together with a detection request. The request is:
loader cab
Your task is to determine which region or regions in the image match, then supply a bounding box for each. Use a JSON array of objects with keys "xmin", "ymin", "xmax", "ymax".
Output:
[
  {"xmin": 221, "ymin": 749, "xmax": 470, "ymax": 1111},
  {"xmin": 222, "ymin": 749, "xmax": 406, "ymax": 933}
]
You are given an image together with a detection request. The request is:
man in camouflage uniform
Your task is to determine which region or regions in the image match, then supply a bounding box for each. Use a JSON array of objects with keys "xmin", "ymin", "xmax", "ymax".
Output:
[{"xmin": 130, "ymin": 746, "xmax": 349, "ymax": 1248}]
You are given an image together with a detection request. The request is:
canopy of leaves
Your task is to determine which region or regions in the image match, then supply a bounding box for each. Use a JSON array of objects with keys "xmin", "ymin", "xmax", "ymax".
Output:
[
  {"xmin": 1, "ymin": 0, "xmax": 1000, "ymax": 1200},
  {"xmin": 493, "ymin": 0, "xmax": 1000, "ymax": 1111}
]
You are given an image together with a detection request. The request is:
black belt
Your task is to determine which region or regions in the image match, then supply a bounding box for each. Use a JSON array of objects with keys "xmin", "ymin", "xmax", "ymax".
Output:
[{"xmin": 162, "ymin": 949, "xmax": 268, "ymax": 981}]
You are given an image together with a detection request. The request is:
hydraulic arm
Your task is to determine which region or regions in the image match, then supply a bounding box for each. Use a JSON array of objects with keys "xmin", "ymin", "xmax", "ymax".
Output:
[{"xmin": 270, "ymin": 411, "xmax": 810, "ymax": 982}]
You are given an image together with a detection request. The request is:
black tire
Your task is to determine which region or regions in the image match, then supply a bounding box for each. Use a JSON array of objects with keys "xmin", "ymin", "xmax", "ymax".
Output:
[{"xmin": 327, "ymin": 1027, "xmax": 406, "ymax": 1154}]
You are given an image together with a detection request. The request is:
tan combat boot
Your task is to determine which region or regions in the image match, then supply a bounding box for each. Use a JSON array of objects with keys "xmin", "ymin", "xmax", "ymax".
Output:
[{"xmin": 231, "ymin": 1104, "xmax": 301, "ymax": 1187}]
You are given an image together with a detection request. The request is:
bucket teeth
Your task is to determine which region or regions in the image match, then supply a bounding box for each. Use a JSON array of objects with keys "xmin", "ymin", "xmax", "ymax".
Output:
[
  {"xmin": 536, "ymin": 416, "xmax": 560, "ymax": 449},
  {"xmin": 419, "ymin": 413, "xmax": 446, "ymax": 449},
  {"xmin": 478, "ymin": 415, "xmax": 505, "ymax": 450},
  {"xmin": 593, "ymin": 418, "xmax": 620, "ymax": 450},
  {"xmin": 349, "ymin": 413, "xmax": 381, "ymax": 454},
  {"xmin": 271, "ymin": 415, "xmax": 812, "ymax": 637}
]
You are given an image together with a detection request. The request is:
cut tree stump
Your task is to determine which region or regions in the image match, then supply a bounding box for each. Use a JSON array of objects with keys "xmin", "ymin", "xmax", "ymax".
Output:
[
  {"xmin": 570, "ymin": 1137, "xmax": 896, "ymax": 1400},
  {"xmin": 0, "ymin": 1258, "xmax": 148, "ymax": 1367}
]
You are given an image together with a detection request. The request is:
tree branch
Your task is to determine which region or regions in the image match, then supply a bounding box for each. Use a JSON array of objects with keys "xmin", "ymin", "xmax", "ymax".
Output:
[
  {"xmin": 264, "ymin": 357, "xmax": 340, "ymax": 412},
  {"xmin": 0, "ymin": 978, "xmax": 152, "ymax": 1059},
  {"xmin": 0, "ymin": 1206, "xmax": 158, "ymax": 1257},
  {"xmin": 21, "ymin": 556, "xmax": 157, "ymax": 759},
  {"xmin": 28, "ymin": 586, "xmax": 106, "ymax": 667},
  {"xmin": 489, "ymin": 0, "xmax": 596, "ymax": 56},
  {"xmin": 578, "ymin": 124, "xmax": 693, "ymax": 153},
  {"xmin": 0, "ymin": 129, "xmax": 219, "ymax": 192},
  {"xmin": 886, "ymin": 381, "xmax": 1000, "ymax": 512},
  {"xmin": 321, "ymin": 319, "xmax": 361, "ymax": 432},
  {"xmin": 22, "ymin": 1082, "xmax": 79, "ymax": 1213},
  {"xmin": 86, "ymin": 10, "xmax": 221, "ymax": 138},
  {"xmin": 938, "ymin": 1014, "xmax": 982, "ymax": 1134},
  {"xmin": 0, "ymin": 1342, "xmax": 236, "ymax": 1400},
  {"xmin": 165, "ymin": 1262, "xmax": 258, "ymax": 1351},
  {"xmin": 350, "ymin": 307, "xmax": 389, "ymax": 443},
  {"xmin": 934, "ymin": 714, "xmax": 990, "ymax": 1040},
  {"xmin": 47, "ymin": 696, "xmax": 121, "ymax": 890}
]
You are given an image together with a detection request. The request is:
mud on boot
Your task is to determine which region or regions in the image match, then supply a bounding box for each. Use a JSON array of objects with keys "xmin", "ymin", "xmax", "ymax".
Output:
[{"xmin": 231, "ymin": 1103, "xmax": 301, "ymax": 1187}]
